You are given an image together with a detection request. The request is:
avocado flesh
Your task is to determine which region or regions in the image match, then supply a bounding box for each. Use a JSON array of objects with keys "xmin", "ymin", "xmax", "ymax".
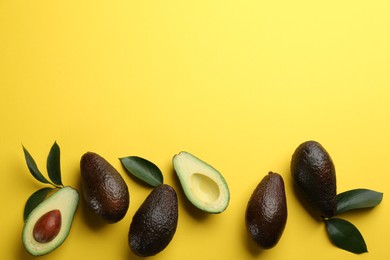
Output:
[
  {"xmin": 23, "ymin": 186, "xmax": 79, "ymax": 256},
  {"xmin": 129, "ymin": 184, "xmax": 178, "ymax": 257},
  {"xmin": 291, "ymin": 141, "xmax": 337, "ymax": 219},
  {"xmin": 245, "ymin": 172, "xmax": 287, "ymax": 249},
  {"xmin": 172, "ymin": 151, "xmax": 230, "ymax": 213},
  {"xmin": 80, "ymin": 152, "xmax": 129, "ymax": 223}
]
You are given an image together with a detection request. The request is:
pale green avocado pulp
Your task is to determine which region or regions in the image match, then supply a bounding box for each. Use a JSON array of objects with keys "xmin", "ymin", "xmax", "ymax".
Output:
[
  {"xmin": 173, "ymin": 151, "xmax": 230, "ymax": 213},
  {"xmin": 23, "ymin": 186, "xmax": 79, "ymax": 256}
]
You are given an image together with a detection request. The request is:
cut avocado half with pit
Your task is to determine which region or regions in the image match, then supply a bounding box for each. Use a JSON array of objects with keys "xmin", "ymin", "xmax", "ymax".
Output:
[
  {"xmin": 23, "ymin": 186, "xmax": 79, "ymax": 256},
  {"xmin": 173, "ymin": 151, "xmax": 230, "ymax": 213}
]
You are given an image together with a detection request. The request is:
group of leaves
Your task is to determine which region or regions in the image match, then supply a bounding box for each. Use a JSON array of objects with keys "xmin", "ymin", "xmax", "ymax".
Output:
[
  {"xmin": 23, "ymin": 142, "xmax": 64, "ymax": 221},
  {"xmin": 324, "ymin": 188, "xmax": 383, "ymax": 254}
]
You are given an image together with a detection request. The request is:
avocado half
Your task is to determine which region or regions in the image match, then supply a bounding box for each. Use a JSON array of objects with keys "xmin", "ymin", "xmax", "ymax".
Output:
[
  {"xmin": 173, "ymin": 151, "xmax": 230, "ymax": 213},
  {"xmin": 22, "ymin": 186, "xmax": 79, "ymax": 256}
]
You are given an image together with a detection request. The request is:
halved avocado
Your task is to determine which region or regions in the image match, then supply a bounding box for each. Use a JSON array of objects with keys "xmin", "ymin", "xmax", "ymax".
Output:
[
  {"xmin": 172, "ymin": 151, "xmax": 230, "ymax": 213},
  {"xmin": 22, "ymin": 186, "xmax": 79, "ymax": 256}
]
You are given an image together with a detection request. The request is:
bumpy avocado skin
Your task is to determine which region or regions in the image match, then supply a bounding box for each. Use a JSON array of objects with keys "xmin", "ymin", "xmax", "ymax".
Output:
[
  {"xmin": 80, "ymin": 152, "xmax": 129, "ymax": 223},
  {"xmin": 245, "ymin": 172, "xmax": 287, "ymax": 249},
  {"xmin": 129, "ymin": 184, "xmax": 178, "ymax": 257},
  {"xmin": 291, "ymin": 141, "xmax": 337, "ymax": 219}
]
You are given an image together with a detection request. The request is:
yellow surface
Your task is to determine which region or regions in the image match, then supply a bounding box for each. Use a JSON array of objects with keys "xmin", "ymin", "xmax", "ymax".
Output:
[{"xmin": 1, "ymin": 1, "xmax": 389, "ymax": 259}]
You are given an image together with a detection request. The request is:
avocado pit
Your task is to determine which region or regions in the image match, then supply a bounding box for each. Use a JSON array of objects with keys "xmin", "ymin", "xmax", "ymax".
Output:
[{"xmin": 33, "ymin": 209, "xmax": 62, "ymax": 243}]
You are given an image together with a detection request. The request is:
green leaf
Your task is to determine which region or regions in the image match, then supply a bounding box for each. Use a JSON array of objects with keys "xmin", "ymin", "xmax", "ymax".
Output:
[
  {"xmin": 23, "ymin": 146, "xmax": 51, "ymax": 184},
  {"xmin": 336, "ymin": 189, "xmax": 383, "ymax": 215},
  {"xmin": 120, "ymin": 156, "xmax": 163, "ymax": 187},
  {"xmin": 325, "ymin": 218, "xmax": 367, "ymax": 254},
  {"xmin": 23, "ymin": 187, "xmax": 54, "ymax": 221},
  {"xmin": 47, "ymin": 141, "xmax": 63, "ymax": 186}
]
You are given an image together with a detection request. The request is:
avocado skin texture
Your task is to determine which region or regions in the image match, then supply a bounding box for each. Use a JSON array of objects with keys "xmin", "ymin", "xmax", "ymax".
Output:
[
  {"xmin": 129, "ymin": 184, "xmax": 178, "ymax": 257},
  {"xmin": 245, "ymin": 172, "xmax": 287, "ymax": 249},
  {"xmin": 291, "ymin": 141, "xmax": 336, "ymax": 219},
  {"xmin": 80, "ymin": 152, "xmax": 129, "ymax": 223}
]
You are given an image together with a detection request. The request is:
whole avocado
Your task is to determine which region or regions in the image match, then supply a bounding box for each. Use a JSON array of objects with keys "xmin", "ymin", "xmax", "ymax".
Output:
[
  {"xmin": 80, "ymin": 152, "xmax": 129, "ymax": 223},
  {"xmin": 129, "ymin": 184, "xmax": 178, "ymax": 257},
  {"xmin": 291, "ymin": 141, "xmax": 336, "ymax": 219},
  {"xmin": 245, "ymin": 172, "xmax": 287, "ymax": 249}
]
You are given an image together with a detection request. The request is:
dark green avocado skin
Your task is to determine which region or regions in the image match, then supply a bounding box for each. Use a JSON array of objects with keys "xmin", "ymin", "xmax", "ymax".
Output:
[
  {"xmin": 291, "ymin": 141, "xmax": 337, "ymax": 219},
  {"xmin": 129, "ymin": 184, "xmax": 178, "ymax": 257},
  {"xmin": 80, "ymin": 152, "xmax": 129, "ymax": 223},
  {"xmin": 245, "ymin": 172, "xmax": 287, "ymax": 249}
]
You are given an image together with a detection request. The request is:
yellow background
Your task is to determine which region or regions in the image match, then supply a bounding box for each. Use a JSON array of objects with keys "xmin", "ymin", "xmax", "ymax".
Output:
[{"xmin": 1, "ymin": 0, "xmax": 389, "ymax": 259}]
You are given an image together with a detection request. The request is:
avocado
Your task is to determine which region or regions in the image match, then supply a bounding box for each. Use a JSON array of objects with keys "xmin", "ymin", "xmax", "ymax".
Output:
[
  {"xmin": 291, "ymin": 140, "xmax": 337, "ymax": 219},
  {"xmin": 245, "ymin": 172, "xmax": 287, "ymax": 249},
  {"xmin": 172, "ymin": 151, "xmax": 230, "ymax": 213},
  {"xmin": 80, "ymin": 152, "xmax": 129, "ymax": 223},
  {"xmin": 22, "ymin": 186, "xmax": 79, "ymax": 256},
  {"xmin": 129, "ymin": 184, "xmax": 178, "ymax": 257}
]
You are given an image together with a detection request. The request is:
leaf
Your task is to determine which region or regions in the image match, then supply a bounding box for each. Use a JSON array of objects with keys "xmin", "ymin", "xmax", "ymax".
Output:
[
  {"xmin": 336, "ymin": 189, "xmax": 383, "ymax": 215},
  {"xmin": 325, "ymin": 218, "xmax": 367, "ymax": 254},
  {"xmin": 23, "ymin": 187, "xmax": 54, "ymax": 221},
  {"xmin": 120, "ymin": 156, "xmax": 163, "ymax": 187},
  {"xmin": 23, "ymin": 146, "xmax": 51, "ymax": 184},
  {"xmin": 47, "ymin": 141, "xmax": 63, "ymax": 186}
]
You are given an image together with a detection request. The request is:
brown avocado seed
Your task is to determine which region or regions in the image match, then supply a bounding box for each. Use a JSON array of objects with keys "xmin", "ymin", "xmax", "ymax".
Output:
[{"xmin": 33, "ymin": 209, "xmax": 62, "ymax": 243}]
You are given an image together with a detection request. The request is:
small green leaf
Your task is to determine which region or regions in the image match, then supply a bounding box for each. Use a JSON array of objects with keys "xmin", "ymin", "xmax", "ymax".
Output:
[
  {"xmin": 23, "ymin": 187, "xmax": 54, "ymax": 221},
  {"xmin": 23, "ymin": 146, "xmax": 51, "ymax": 184},
  {"xmin": 120, "ymin": 156, "xmax": 163, "ymax": 187},
  {"xmin": 325, "ymin": 218, "xmax": 367, "ymax": 254},
  {"xmin": 47, "ymin": 142, "xmax": 63, "ymax": 186},
  {"xmin": 336, "ymin": 189, "xmax": 383, "ymax": 215}
]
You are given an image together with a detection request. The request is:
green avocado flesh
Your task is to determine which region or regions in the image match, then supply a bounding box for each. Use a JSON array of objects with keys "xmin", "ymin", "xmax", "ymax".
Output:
[
  {"xmin": 173, "ymin": 151, "xmax": 230, "ymax": 213},
  {"xmin": 23, "ymin": 186, "xmax": 79, "ymax": 256}
]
